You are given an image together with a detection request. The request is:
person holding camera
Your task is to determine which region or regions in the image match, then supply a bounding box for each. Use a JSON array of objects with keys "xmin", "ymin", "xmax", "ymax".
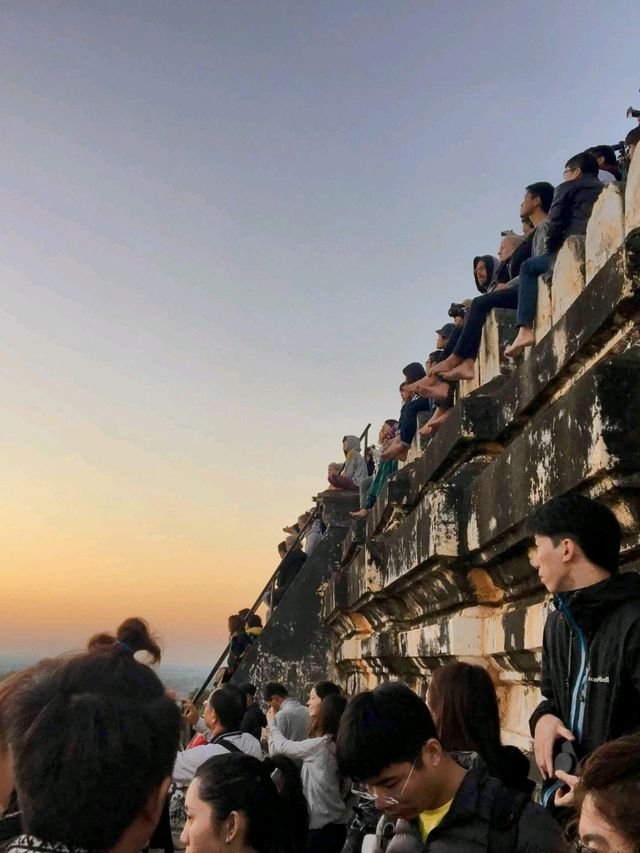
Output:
[{"xmin": 526, "ymin": 493, "xmax": 640, "ymax": 812}]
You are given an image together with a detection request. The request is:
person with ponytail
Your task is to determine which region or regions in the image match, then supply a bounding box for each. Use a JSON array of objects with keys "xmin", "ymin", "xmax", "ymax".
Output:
[
  {"xmin": 268, "ymin": 693, "xmax": 349, "ymax": 853},
  {"xmin": 3, "ymin": 646, "xmax": 180, "ymax": 853},
  {"xmin": 181, "ymin": 753, "xmax": 300, "ymax": 853},
  {"xmin": 87, "ymin": 617, "xmax": 162, "ymax": 664}
]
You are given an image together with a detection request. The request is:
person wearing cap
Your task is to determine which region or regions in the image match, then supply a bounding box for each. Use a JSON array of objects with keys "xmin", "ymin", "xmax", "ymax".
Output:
[{"xmin": 435, "ymin": 322, "xmax": 456, "ymax": 350}]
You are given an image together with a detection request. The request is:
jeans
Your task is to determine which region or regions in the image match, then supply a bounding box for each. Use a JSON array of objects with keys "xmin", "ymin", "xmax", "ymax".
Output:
[
  {"xmin": 399, "ymin": 397, "xmax": 433, "ymax": 446},
  {"xmin": 516, "ymin": 254, "xmax": 552, "ymax": 327},
  {"xmin": 454, "ymin": 287, "xmax": 518, "ymax": 360},
  {"xmin": 359, "ymin": 475, "xmax": 374, "ymax": 507}
]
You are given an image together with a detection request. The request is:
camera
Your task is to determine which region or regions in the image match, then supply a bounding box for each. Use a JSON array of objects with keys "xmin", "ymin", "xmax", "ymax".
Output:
[
  {"xmin": 500, "ymin": 229, "xmax": 516, "ymax": 237},
  {"xmin": 553, "ymin": 739, "xmax": 579, "ymax": 776},
  {"xmin": 448, "ymin": 302, "xmax": 466, "ymax": 319},
  {"xmin": 627, "ymin": 106, "xmax": 640, "ymax": 119}
]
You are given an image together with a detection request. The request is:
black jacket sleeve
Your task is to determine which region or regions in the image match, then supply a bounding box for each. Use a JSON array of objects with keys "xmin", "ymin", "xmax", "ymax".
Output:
[
  {"xmin": 544, "ymin": 183, "xmax": 573, "ymax": 255},
  {"xmin": 529, "ymin": 618, "xmax": 563, "ymax": 736}
]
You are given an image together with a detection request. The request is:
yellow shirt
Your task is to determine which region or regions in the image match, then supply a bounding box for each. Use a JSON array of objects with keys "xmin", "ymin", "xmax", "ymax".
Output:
[{"xmin": 417, "ymin": 798, "xmax": 453, "ymax": 841}]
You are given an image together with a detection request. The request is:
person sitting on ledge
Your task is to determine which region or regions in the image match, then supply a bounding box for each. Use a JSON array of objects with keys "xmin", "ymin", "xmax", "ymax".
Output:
[
  {"xmin": 382, "ymin": 363, "xmax": 435, "ymax": 462},
  {"xmin": 494, "ymin": 233, "xmax": 525, "ymax": 284},
  {"xmin": 472, "ymin": 254, "xmax": 499, "ymax": 294},
  {"xmin": 505, "ymin": 152, "xmax": 603, "ymax": 358},
  {"xmin": 351, "ymin": 420, "xmax": 399, "ymax": 519},
  {"xmin": 327, "ymin": 435, "xmax": 368, "ymax": 491},
  {"xmin": 587, "ymin": 144, "xmax": 622, "ymax": 183},
  {"xmin": 436, "ymin": 182, "xmax": 554, "ymax": 380}
]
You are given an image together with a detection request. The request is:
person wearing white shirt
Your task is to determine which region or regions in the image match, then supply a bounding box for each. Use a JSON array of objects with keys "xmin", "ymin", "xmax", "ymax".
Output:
[
  {"xmin": 263, "ymin": 682, "xmax": 310, "ymax": 741},
  {"xmin": 268, "ymin": 693, "xmax": 349, "ymax": 853},
  {"xmin": 173, "ymin": 684, "xmax": 262, "ymax": 785}
]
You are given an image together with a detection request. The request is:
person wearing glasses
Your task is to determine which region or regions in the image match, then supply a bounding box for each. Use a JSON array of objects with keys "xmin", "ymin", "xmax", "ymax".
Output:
[
  {"xmin": 504, "ymin": 151, "xmax": 603, "ymax": 359},
  {"xmin": 336, "ymin": 683, "xmax": 566, "ymax": 851}
]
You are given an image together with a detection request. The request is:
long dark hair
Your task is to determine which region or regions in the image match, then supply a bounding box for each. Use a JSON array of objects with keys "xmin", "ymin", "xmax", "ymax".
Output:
[
  {"xmin": 195, "ymin": 753, "xmax": 293, "ymax": 853},
  {"xmin": 427, "ymin": 662, "xmax": 502, "ymax": 772},
  {"xmin": 310, "ymin": 693, "xmax": 347, "ymax": 739},
  {"xmin": 263, "ymin": 755, "xmax": 309, "ymax": 852}
]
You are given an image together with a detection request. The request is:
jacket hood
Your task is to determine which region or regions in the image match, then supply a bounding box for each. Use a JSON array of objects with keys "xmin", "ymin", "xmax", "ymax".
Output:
[
  {"xmin": 343, "ymin": 435, "xmax": 361, "ymax": 453},
  {"xmin": 473, "ymin": 255, "xmax": 499, "ymax": 293},
  {"xmin": 556, "ymin": 572, "xmax": 640, "ymax": 632}
]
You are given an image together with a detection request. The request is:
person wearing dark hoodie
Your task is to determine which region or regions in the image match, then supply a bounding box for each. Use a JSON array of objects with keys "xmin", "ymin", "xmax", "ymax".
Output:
[
  {"xmin": 327, "ymin": 435, "xmax": 368, "ymax": 490},
  {"xmin": 527, "ymin": 492, "xmax": 640, "ymax": 811},
  {"xmin": 505, "ymin": 152, "xmax": 603, "ymax": 358},
  {"xmin": 273, "ymin": 534, "xmax": 307, "ymax": 607},
  {"xmin": 437, "ymin": 182, "xmax": 555, "ymax": 381},
  {"xmin": 472, "ymin": 254, "xmax": 499, "ymax": 295}
]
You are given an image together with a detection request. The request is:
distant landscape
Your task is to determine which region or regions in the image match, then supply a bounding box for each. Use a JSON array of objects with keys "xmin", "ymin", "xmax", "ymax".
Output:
[{"xmin": 0, "ymin": 655, "xmax": 213, "ymax": 698}]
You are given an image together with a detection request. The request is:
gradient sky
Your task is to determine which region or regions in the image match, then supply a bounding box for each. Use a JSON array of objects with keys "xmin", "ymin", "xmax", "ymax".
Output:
[{"xmin": 1, "ymin": 0, "xmax": 638, "ymax": 666}]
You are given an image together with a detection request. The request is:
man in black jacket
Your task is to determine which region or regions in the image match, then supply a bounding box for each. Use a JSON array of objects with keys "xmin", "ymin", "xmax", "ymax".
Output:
[
  {"xmin": 337, "ymin": 684, "xmax": 566, "ymax": 852},
  {"xmin": 273, "ymin": 534, "xmax": 307, "ymax": 607},
  {"xmin": 527, "ymin": 493, "xmax": 640, "ymax": 808},
  {"xmin": 505, "ymin": 152, "xmax": 603, "ymax": 358}
]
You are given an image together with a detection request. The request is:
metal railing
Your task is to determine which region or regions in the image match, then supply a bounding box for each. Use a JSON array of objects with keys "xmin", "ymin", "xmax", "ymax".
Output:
[{"xmin": 191, "ymin": 423, "xmax": 372, "ymax": 704}]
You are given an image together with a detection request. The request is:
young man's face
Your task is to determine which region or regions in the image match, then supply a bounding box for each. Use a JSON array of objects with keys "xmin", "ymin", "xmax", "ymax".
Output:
[
  {"xmin": 435, "ymin": 333, "xmax": 447, "ymax": 349},
  {"xmin": 400, "ymin": 387, "xmax": 412, "ymax": 402},
  {"xmin": 529, "ymin": 534, "xmax": 576, "ymax": 593},
  {"xmin": 474, "ymin": 261, "xmax": 488, "ymax": 285},
  {"xmin": 362, "ymin": 747, "xmax": 444, "ymax": 820},
  {"xmin": 520, "ymin": 191, "xmax": 537, "ymax": 219},
  {"xmin": 266, "ymin": 694, "xmax": 284, "ymax": 713}
]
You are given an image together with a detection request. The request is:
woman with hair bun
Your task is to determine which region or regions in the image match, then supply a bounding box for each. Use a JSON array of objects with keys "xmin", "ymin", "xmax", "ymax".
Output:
[{"xmin": 87, "ymin": 617, "xmax": 162, "ymax": 664}]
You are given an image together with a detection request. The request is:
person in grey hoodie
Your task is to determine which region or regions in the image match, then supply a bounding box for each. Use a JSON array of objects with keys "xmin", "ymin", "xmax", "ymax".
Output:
[{"xmin": 327, "ymin": 435, "xmax": 368, "ymax": 491}]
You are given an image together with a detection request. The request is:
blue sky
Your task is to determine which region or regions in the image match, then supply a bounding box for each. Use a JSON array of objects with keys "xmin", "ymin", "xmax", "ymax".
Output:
[{"xmin": 1, "ymin": 0, "xmax": 638, "ymax": 663}]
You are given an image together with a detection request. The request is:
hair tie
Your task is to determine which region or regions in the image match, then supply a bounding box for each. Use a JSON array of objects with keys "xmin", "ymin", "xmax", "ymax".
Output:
[{"xmin": 116, "ymin": 639, "xmax": 134, "ymax": 654}]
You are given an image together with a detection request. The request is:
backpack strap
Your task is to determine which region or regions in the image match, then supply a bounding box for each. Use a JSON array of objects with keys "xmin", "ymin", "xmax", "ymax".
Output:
[
  {"xmin": 488, "ymin": 786, "xmax": 528, "ymax": 853},
  {"xmin": 211, "ymin": 731, "xmax": 243, "ymax": 754}
]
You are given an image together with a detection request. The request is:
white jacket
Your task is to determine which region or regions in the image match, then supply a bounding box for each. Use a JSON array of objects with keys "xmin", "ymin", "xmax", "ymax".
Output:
[
  {"xmin": 173, "ymin": 730, "xmax": 263, "ymax": 785},
  {"xmin": 269, "ymin": 719, "xmax": 347, "ymax": 829}
]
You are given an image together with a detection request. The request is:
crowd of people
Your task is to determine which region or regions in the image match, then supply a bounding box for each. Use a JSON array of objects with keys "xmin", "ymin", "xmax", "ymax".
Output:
[{"xmin": 1, "ymin": 492, "xmax": 640, "ymax": 852}]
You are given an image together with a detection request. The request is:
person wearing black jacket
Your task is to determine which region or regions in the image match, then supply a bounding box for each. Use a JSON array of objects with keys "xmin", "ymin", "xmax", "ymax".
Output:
[
  {"xmin": 273, "ymin": 535, "xmax": 307, "ymax": 607},
  {"xmin": 505, "ymin": 152, "xmax": 603, "ymax": 358},
  {"xmin": 336, "ymin": 684, "xmax": 565, "ymax": 852},
  {"xmin": 238, "ymin": 682, "xmax": 268, "ymax": 741},
  {"xmin": 527, "ymin": 493, "xmax": 640, "ymax": 809}
]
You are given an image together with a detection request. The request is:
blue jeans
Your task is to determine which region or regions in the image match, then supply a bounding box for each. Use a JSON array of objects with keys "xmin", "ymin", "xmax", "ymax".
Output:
[
  {"xmin": 399, "ymin": 397, "xmax": 433, "ymax": 446},
  {"xmin": 516, "ymin": 254, "xmax": 552, "ymax": 327}
]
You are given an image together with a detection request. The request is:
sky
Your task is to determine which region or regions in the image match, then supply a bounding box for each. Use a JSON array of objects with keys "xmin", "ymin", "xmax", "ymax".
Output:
[{"xmin": 1, "ymin": 0, "xmax": 638, "ymax": 666}]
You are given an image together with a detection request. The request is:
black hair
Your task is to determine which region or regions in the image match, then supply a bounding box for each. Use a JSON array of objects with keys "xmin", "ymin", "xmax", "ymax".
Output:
[
  {"xmin": 6, "ymin": 651, "xmax": 180, "ymax": 849},
  {"xmin": 525, "ymin": 181, "xmax": 555, "ymax": 214},
  {"xmin": 336, "ymin": 685, "xmax": 437, "ymax": 782},
  {"xmin": 384, "ymin": 418, "xmax": 398, "ymax": 427},
  {"xmin": 564, "ymin": 151, "xmax": 599, "ymax": 176},
  {"xmin": 527, "ymin": 493, "xmax": 621, "ymax": 573},
  {"xmin": 312, "ymin": 680, "xmax": 341, "ymax": 700},
  {"xmin": 209, "ymin": 684, "xmax": 246, "ymax": 730},
  {"xmin": 625, "ymin": 126, "xmax": 640, "ymax": 147},
  {"xmin": 263, "ymin": 755, "xmax": 309, "ymax": 852},
  {"xmin": 238, "ymin": 682, "xmax": 257, "ymax": 700},
  {"xmin": 245, "ymin": 612, "xmax": 262, "ymax": 629},
  {"xmin": 86, "ymin": 616, "xmax": 162, "ymax": 663},
  {"xmin": 195, "ymin": 753, "xmax": 291, "ymax": 853},
  {"xmin": 402, "ymin": 362, "xmax": 427, "ymax": 384},
  {"xmin": 264, "ymin": 682, "xmax": 288, "ymax": 701},
  {"xmin": 587, "ymin": 145, "xmax": 617, "ymax": 166},
  {"xmin": 277, "ymin": 541, "xmax": 287, "ymax": 554}
]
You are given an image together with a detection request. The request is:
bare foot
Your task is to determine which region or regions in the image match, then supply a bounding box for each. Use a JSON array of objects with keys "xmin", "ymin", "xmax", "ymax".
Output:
[
  {"xmin": 350, "ymin": 508, "xmax": 369, "ymax": 519},
  {"xmin": 504, "ymin": 327, "xmax": 535, "ymax": 359},
  {"xmin": 422, "ymin": 407, "xmax": 451, "ymax": 434},
  {"xmin": 441, "ymin": 359, "xmax": 476, "ymax": 381},
  {"xmin": 381, "ymin": 436, "xmax": 402, "ymax": 460},
  {"xmin": 396, "ymin": 446, "xmax": 409, "ymax": 461},
  {"xmin": 433, "ymin": 354, "xmax": 462, "ymax": 374},
  {"xmin": 429, "ymin": 380, "xmax": 453, "ymax": 400}
]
